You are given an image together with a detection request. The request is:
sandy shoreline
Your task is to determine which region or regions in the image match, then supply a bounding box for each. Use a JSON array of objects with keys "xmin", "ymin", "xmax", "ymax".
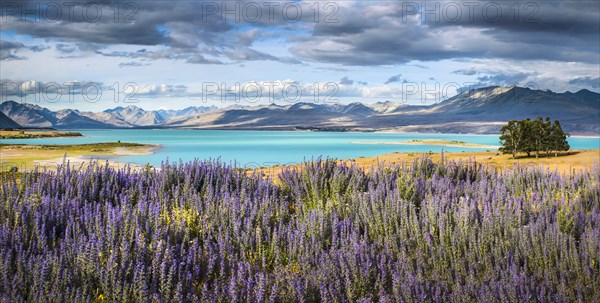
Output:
[
  {"xmin": 1, "ymin": 143, "xmax": 159, "ymax": 171},
  {"xmin": 351, "ymin": 139, "xmax": 500, "ymax": 149},
  {"xmin": 114, "ymin": 145, "xmax": 160, "ymax": 156},
  {"xmin": 2, "ymin": 140, "xmax": 598, "ymax": 175}
]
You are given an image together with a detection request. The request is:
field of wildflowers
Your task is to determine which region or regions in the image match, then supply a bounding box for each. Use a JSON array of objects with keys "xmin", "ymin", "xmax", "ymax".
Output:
[{"xmin": 1, "ymin": 158, "xmax": 598, "ymax": 302}]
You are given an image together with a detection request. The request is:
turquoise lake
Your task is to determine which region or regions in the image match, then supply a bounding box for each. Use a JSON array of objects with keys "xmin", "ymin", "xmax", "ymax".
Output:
[{"xmin": 1, "ymin": 129, "xmax": 598, "ymax": 167}]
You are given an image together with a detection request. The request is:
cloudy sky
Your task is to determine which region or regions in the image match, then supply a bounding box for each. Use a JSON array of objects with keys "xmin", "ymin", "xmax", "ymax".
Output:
[{"xmin": 1, "ymin": 0, "xmax": 599, "ymax": 111}]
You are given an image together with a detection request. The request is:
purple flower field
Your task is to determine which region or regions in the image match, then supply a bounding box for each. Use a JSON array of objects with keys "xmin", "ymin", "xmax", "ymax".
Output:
[{"xmin": 1, "ymin": 158, "xmax": 598, "ymax": 302}]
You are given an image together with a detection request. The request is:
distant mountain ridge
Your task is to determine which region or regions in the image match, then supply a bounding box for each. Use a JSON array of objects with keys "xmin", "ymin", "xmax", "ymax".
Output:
[
  {"xmin": 1, "ymin": 86, "xmax": 598, "ymax": 135},
  {"xmin": 104, "ymin": 106, "xmax": 164, "ymax": 126},
  {"xmin": 0, "ymin": 101, "xmax": 57, "ymax": 128},
  {"xmin": 156, "ymin": 106, "xmax": 217, "ymax": 120},
  {"xmin": 0, "ymin": 111, "xmax": 21, "ymax": 129},
  {"xmin": 0, "ymin": 102, "xmax": 218, "ymax": 129}
]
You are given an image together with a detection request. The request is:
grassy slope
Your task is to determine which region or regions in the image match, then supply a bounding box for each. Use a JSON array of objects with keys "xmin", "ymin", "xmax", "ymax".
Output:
[{"xmin": 0, "ymin": 130, "xmax": 83, "ymax": 139}]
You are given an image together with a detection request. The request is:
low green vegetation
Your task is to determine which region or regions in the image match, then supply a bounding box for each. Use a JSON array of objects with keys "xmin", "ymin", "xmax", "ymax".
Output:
[
  {"xmin": 0, "ymin": 158, "xmax": 598, "ymax": 301},
  {"xmin": 0, "ymin": 130, "xmax": 82, "ymax": 139},
  {"xmin": 499, "ymin": 117, "xmax": 570, "ymax": 158},
  {"xmin": 0, "ymin": 142, "xmax": 153, "ymax": 170},
  {"xmin": 0, "ymin": 142, "xmax": 145, "ymax": 152}
]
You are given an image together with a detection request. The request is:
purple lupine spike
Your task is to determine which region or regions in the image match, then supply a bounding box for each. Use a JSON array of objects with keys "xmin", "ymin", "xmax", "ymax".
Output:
[{"xmin": 1, "ymin": 156, "xmax": 598, "ymax": 301}]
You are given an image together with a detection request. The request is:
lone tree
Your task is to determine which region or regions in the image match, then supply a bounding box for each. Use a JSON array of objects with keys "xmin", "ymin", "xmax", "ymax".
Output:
[{"xmin": 499, "ymin": 117, "xmax": 570, "ymax": 158}]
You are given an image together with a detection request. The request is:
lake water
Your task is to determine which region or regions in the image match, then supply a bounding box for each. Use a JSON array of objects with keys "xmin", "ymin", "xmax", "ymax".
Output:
[{"xmin": 1, "ymin": 129, "xmax": 598, "ymax": 167}]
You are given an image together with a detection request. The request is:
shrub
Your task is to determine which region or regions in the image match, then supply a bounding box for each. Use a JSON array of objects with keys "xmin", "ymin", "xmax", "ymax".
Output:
[{"xmin": 0, "ymin": 158, "xmax": 598, "ymax": 302}]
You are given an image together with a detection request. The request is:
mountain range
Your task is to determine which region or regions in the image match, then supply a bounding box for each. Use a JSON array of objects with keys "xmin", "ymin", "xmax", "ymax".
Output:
[
  {"xmin": 0, "ymin": 112, "xmax": 20, "ymax": 129},
  {"xmin": 1, "ymin": 86, "xmax": 598, "ymax": 135}
]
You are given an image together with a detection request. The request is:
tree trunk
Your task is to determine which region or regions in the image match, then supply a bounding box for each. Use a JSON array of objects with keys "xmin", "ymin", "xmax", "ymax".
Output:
[{"xmin": 555, "ymin": 151, "xmax": 558, "ymax": 157}]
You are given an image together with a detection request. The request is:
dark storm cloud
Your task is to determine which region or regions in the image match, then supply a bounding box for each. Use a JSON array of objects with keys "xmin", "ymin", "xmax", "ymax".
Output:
[
  {"xmin": 423, "ymin": 1, "xmax": 599, "ymax": 35},
  {"xmin": 0, "ymin": 40, "xmax": 27, "ymax": 60},
  {"xmin": 0, "ymin": 0, "xmax": 301, "ymax": 64},
  {"xmin": 453, "ymin": 69, "xmax": 477, "ymax": 76},
  {"xmin": 384, "ymin": 74, "xmax": 402, "ymax": 84},
  {"xmin": 56, "ymin": 44, "xmax": 77, "ymax": 54},
  {"xmin": 224, "ymin": 48, "xmax": 292, "ymax": 63},
  {"xmin": 0, "ymin": 39, "xmax": 46, "ymax": 60},
  {"xmin": 1, "ymin": 1, "xmax": 598, "ymax": 66},
  {"xmin": 291, "ymin": 1, "xmax": 600, "ymax": 65},
  {"xmin": 2, "ymin": 1, "xmax": 186, "ymax": 45},
  {"xmin": 98, "ymin": 48, "xmax": 224, "ymax": 64},
  {"xmin": 118, "ymin": 61, "xmax": 151, "ymax": 68},
  {"xmin": 569, "ymin": 77, "xmax": 600, "ymax": 89},
  {"xmin": 186, "ymin": 55, "xmax": 224, "ymax": 65},
  {"xmin": 476, "ymin": 72, "xmax": 536, "ymax": 86},
  {"xmin": 55, "ymin": 43, "xmax": 102, "ymax": 57},
  {"xmin": 28, "ymin": 45, "xmax": 48, "ymax": 52},
  {"xmin": 339, "ymin": 77, "xmax": 354, "ymax": 85}
]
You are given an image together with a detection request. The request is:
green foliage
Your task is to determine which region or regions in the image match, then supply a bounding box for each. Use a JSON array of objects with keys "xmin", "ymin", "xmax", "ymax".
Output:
[
  {"xmin": 499, "ymin": 117, "xmax": 570, "ymax": 158},
  {"xmin": 0, "ymin": 142, "xmax": 146, "ymax": 152},
  {"xmin": 0, "ymin": 131, "xmax": 82, "ymax": 139},
  {"xmin": 0, "ymin": 158, "xmax": 599, "ymax": 302}
]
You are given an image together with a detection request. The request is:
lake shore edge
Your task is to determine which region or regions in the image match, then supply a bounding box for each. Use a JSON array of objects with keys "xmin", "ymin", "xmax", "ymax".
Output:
[{"xmin": 0, "ymin": 142, "xmax": 160, "ymax": 171}]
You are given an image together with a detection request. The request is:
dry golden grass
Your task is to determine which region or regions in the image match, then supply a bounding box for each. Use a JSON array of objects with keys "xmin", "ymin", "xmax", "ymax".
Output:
[
  {"xmin": 253, "ymin": 150, "xmax": 600, "ymax": 179},
  {"xmin": 0, "ymin": 143, "xmax": 157, "ymax": 171}
]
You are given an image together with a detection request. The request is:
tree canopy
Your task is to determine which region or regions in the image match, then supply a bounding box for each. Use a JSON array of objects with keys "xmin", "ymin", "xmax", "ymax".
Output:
[{"xmin": 499, "ymin": 117, "xmax": 570, "ymax": 158}]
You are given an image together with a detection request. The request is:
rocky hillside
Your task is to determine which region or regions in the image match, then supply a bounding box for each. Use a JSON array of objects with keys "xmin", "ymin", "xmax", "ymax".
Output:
[
  {"xmin": 0, "ymin": 111, "xmax": 21, "ymax": 129},
  {"xmin": 1, "ymin": 86, "xmax": 598, "ymax": 135}
]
